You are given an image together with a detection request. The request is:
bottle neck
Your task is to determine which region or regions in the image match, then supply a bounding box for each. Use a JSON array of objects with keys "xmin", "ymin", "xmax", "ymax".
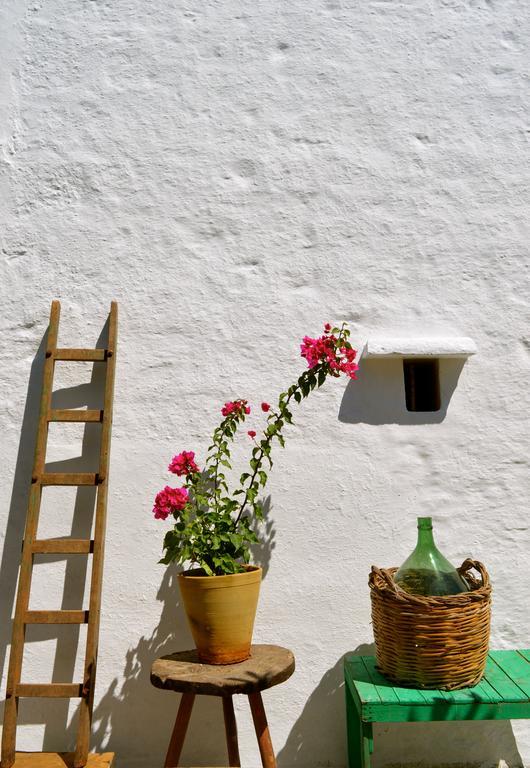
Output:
[{"xmin": 416, "ymin": 526, "xmax": 435, "ymax": 550}]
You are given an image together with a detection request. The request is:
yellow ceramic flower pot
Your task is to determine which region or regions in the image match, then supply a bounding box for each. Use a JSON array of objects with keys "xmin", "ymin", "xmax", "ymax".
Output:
[{"xmin": 178, "ymin": 565, "xmax": 262, "ymax": 664}]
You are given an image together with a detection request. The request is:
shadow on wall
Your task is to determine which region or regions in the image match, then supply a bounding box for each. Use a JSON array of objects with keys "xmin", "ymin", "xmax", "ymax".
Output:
[
  {"xmin": 91, "ymin": 507, "xmax": 276, "ymax": 768},
  {"xmin": 0, "ymin": 315, "xmax": 277, "ymax": 765},
  {"xmin": 89, "ymin": 567, "xmax": 215, "ymax": 767},
  {"xmin": 277, "ymin": 646, "xmax": 375, "ymax": 768},
  {"xmin": 339, "ymin": 358, "xmax": 466, "ymax": 425},
  {"xmin": 278, "ymin": 643, "xmax": 523, "ymax": 768},
  {"xmin": 0, "ymin": 335, "xmax": 46, "ymax": 697},
  {"xmin": 0, "ymin": 320, "xmax": 109, "ymax": 750}
]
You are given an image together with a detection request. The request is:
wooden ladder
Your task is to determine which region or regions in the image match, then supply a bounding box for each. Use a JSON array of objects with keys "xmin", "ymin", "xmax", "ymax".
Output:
[{"xmin": 1, "ymin": 301, "xmax": 118, "ymax": 768}]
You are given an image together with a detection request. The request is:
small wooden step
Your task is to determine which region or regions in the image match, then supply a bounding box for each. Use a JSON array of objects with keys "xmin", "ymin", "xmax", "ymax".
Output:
[
  {"xmin": 32, "ymin": 539, "xmax": 94, "ymax": 554},
  {"xmin": 24, "ymin": 611, "xmax": 89, "ymax": 625},
  {"xmin": 15, "ymin": 684, "xmax": 83, "ymax": 698},
  {"xmin": 53, "ymin": 350, "xmax": 108, "ymax": 362},
  {"xmin": 48, "ymin": 410, "xmax": 103, "ymax": 423},
  {"xmin": 11, "ymin": 753, "xmax": 114, "ymax": 768},
  {"xmin": 38, "ymin": 473, "xmax": 99, "ymax": 486}
]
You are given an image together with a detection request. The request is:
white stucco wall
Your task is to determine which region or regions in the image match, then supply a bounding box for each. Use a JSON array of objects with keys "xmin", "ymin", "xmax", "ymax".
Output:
[{"xmin": 1, "ymin": 1, "xmax": 530, "ymax": 767}]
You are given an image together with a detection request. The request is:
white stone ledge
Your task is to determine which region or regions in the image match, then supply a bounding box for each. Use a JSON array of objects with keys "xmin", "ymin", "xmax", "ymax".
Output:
[{"xmin": 362, "ymin": 337, "xmax": 477, "ymax": 359}]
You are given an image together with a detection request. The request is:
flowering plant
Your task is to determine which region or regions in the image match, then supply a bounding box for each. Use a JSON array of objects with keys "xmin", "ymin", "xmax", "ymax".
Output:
[{"xmin": 153, "ymin": 323, "xmax": 359, "ymax": 575}]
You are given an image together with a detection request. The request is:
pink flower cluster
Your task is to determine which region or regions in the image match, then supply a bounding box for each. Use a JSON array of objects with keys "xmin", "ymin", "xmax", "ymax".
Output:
[
  {"xmin": 153, "ymin": 485, "xmax": 189, "ymax": 520},
  {"xmin": 221, "ymin": 399, "xmax": 251, "ymax": 417},
  {"xmin": 334, "ymin": 347, "xmax": 359, "ymax": 378},
  {"xmin": 168, "ymin": 450, "xmax": 200, "ymax": 476},
  {"xmin": 300, "ymin": 325, "xmax": 359, "ymax": 379}
]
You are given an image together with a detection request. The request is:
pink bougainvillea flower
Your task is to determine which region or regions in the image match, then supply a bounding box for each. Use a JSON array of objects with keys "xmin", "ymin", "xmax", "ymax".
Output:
[
  {"xmin": 300, "ymin": 334, "xmax": 336, "ymax": 368},
  {"xmin": 221, "ymin": 401, "xmax": 236, "ymax": 416},
  {"xmin": 221, "ymin": 399, "xmax": 250, "ymax": 417},
  {"xmin": 261, "ymin": 402, "xmax": 271, "ymax": 412},
  {"xmin": 300, "ymin": 333, "xmax": 358, "ymax": 379},
  {"xmin": 168, "ymin": 450, "xmax": 200, "ymax": 476},
  {"xmin": 340, "ymin": 361, "xmax": 359, "ymax": 379},
  {"xmin": 247, "ymin": 430, "xmax": 256, "ymax": 438},
  {"xmin": 153, "ymin": 485, "xmax": 189, "ymax": 520},
  {"xmin": 324, "ymin": 323, "xmax": 332, "ymax": 332}
]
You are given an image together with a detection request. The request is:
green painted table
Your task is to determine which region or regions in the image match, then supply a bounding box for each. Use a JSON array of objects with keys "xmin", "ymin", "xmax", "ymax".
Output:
[{"xmin": 344, "ymin": 650, "xmax": 530, "ymax": 768}]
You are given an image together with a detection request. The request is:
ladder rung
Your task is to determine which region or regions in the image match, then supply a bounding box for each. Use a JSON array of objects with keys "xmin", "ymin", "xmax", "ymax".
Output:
[
  {"xmin": 49, "ymin": 410, "xmax": 103, "ymax": 423},
  {"xmin": 38, "ymin": 473, "xmax": 99, "ymax": 486},
  {"xmin": 32, "ymin": 539, "xmax": 94, "ymax": 554},
  {"xmin": 25, "ymin": 610, "xmax": 89, "ymax": 624},
  {"xmin": 54, "ymin": 349, "xmax": 108, "ymax": 361},
  {"xmin": 15, "ymin": 684, "xmax": 83, "ymax": 698}
]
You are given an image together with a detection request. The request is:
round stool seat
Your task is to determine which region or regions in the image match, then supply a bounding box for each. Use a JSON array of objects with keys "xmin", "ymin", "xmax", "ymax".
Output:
[{"xmin": 151, "ymin": 643, "xmax": 295, "ymax": 697}]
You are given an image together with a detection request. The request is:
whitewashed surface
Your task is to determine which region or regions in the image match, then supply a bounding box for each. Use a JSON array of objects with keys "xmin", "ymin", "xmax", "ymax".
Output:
[{"xmin": 1, "ymin": 1, "xmax": 529, "ymax": 766}]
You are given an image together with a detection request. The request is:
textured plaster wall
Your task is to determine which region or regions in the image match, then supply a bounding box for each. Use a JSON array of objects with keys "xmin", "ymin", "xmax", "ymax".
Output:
[{"xmin": 1, "ymin": 1, "xmax": 530, "ymax": 767}]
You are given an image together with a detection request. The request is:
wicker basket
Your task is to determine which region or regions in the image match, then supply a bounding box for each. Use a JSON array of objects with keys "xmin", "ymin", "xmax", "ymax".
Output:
[{"xmin": 369, "ymin": 558, "xmax": 491, "ymax": 690}]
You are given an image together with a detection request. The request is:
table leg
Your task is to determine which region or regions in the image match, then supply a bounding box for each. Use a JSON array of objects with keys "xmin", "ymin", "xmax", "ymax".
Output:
[
  {"xmin": 248, "ymin": 691, "xmax": 276, "ymax": 768},
  {"xmin": 345, "ymin": 682, "xmax": 372, "ymax": 768},
  {"xmin": 362, "ymin": 722, "xmax": 373, "ymax": 768},
  {"xmin": 222, "ymin": 695, "xmax": 241, "ymax": 767},
  {"xmin": 164, "ymin": 692, "xmax": 195, "ymax": 768}
]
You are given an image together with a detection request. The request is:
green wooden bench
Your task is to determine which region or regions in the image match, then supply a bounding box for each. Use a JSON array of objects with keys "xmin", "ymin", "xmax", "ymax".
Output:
[{"xmin": 344, "ymin": 650, "xmax": 530, "ymax": 768}]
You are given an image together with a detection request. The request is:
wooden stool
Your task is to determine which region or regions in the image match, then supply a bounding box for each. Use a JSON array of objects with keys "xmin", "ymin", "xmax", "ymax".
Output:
[{"xmin": 151, "ymin": 644, "xmax": 295, "ymax": 768}]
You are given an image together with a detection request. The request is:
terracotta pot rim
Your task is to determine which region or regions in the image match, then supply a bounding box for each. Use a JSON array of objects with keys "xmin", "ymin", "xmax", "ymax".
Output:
[{"xmin": 179, "ymin": 564, "xmax": 262, "ymax": 583}]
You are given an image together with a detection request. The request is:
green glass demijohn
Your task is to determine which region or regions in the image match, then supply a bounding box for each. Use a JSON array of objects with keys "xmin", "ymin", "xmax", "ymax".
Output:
[{"xmin": 394, "ymin": 517, "xmax": 470, "ymax": 596}]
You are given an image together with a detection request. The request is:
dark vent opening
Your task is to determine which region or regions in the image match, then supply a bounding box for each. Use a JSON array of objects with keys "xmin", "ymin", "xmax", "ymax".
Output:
[{"xmin": 403, "ymin": 358, "xmax": 440, "ymax": 412}]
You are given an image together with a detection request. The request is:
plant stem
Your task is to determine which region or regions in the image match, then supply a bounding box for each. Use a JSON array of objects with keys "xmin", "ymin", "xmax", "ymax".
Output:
[
  {"xmin": 233, "ymin": 379, "xmax": 301, "ymax": 528},
  {"xmin": 233, "ymin": 326, "xmax": 347, "ymax": 530},
  {"xmin": 211, "ymin": 418, "xmax": 231, "ymax": 513}
]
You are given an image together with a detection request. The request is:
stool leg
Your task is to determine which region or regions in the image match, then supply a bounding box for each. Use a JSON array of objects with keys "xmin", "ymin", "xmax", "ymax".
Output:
[
  {"xmin": 164, "ymin": 692, "xmax": 195, "ymax": 768},
  {"xmin": 248, "ymin": 692, "xmax": 276, "ymax": 768},
  {"xmin": 222, "ymin": 695, "xmax": 241, "ymax": 767}
]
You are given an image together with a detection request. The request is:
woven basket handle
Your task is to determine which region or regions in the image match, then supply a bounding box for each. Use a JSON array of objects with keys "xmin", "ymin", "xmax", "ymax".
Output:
[
  {"xmin": 370, "ymin": 560, "xmax": 490, "ymax": 596},
  {"xmin": 369, "ymin": 565, "xmax": 407, "ymax": 598},
  {"xmin": 458, "ymin": 558, "xmax": 490, "ymax": 589}
]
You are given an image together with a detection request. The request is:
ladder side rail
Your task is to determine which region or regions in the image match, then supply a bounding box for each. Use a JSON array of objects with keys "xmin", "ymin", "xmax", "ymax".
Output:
[
  {"xmin": 2, "ymin": 301, "xmax": 61, "ymax": 768},
  {"xmin": 74, "ymin": 302, "xmax": 118, "ymax": 768}
]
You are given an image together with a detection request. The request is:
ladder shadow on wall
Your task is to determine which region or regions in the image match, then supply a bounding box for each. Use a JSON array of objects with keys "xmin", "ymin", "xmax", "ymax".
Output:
[
  {"xmin": 0, "ymin": 320, "xmax": 109, "ymax": 751},
  {"xmin": 277, "ymin": 644, "xmax": 523, "ymax": 768},
  {"xmin": 338, "ymin": 358, "xmax": 466, "ymax": 425}
]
